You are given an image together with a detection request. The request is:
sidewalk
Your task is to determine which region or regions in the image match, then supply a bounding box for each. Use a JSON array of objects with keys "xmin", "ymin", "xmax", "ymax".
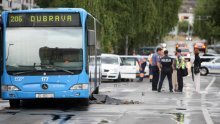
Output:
[{"xmin": 0, "ymin": 98, "xmax": 8, "ymax": 103}]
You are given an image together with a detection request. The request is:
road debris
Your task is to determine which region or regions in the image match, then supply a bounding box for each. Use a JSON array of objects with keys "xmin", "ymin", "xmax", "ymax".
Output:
[{"xmin": 91, "ymin": 94, "xmax": 141, "ymax": 105}]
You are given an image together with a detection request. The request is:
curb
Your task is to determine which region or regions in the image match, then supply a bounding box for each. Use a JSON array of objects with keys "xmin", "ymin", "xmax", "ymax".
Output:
[{"xmin": 0, "ymin": 99, "xmax": 8, "ymax": 103}]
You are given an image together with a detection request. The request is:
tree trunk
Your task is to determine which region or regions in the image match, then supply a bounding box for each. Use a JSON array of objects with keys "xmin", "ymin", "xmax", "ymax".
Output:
[{"xmin": 125, "ymin": 35, "xmax": 128, "ymax": 55}]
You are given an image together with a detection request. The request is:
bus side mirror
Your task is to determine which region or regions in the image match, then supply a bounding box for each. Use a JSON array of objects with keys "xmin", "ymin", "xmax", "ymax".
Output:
[{"xmin": 88, "ymin": 30, "xmax": 95, "ymax": 46}]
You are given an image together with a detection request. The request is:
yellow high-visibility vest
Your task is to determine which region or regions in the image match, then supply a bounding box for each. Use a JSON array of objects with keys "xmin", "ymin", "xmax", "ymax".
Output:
[{"xmin": 176, "ymin": 56, "xmax": 185, "ymax": 69}]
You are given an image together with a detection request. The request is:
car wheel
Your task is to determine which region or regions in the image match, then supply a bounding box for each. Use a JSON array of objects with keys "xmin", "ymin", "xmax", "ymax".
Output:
[
  {"xmin": 9, "ymin": 100, "xmax": 20, "ymax": 108},
  {"xmin": 200, "ymin": 67, "xmax": 208, "ymax": 76}
]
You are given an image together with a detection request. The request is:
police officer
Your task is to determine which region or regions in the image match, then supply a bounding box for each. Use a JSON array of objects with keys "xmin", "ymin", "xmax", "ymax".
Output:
[
  {"xmin": 151, "ymin": 47, "xmax": 163, "ymax": 91},
  {"xmin": 158, "ymin": 50, "xmax": 173, "ymax": 92},
  {"xmin": 176, "ymin": 49, "xmax": 186, "ymax": 92}
]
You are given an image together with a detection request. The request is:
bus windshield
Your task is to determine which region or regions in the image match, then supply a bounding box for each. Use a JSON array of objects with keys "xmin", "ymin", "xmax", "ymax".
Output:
[{"xmin": 6, "ymin": 27, "xmax": 83, "ymax": 75}]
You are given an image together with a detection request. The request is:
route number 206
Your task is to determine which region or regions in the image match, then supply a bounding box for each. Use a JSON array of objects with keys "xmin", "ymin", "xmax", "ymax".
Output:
[{"xmin": 10, "ymin": 16, "xmax": 23, "ymax": 23}]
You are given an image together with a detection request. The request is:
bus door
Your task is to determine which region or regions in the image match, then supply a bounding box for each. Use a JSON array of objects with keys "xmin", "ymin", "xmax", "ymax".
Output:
[
  {"xmin": 0, "ymin": 18, "xmax": 3, "ymax": 97},
  {"xmin": 120, "ymin": 57, "xmax": 137, "ymax": 79}
]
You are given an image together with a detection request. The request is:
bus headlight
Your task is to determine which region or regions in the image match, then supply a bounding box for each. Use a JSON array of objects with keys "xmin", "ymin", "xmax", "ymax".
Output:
[
  {"xmin": 2, "ymin": 85, "xmax": 20, "ymax": 91},
  {"xmin": 70, "ymin": 84, "xmax": 89, "ymax": 90}
]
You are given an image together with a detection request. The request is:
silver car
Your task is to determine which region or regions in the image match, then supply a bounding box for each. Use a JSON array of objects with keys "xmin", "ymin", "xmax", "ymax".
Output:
[{"xmin": 200, "ymin": 57, "xmax": 220, "ymax": 76}]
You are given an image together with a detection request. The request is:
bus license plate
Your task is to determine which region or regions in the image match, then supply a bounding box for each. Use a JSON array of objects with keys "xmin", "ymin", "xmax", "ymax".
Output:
[{"xmin": 36, "ymin": 94, "xmax": 54, "ymax": 98}]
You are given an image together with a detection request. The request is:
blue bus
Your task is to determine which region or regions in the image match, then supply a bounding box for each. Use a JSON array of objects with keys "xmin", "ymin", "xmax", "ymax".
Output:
[{"xmin": 0, "ymin": 8, "xmax": 101, "ymax": 107}]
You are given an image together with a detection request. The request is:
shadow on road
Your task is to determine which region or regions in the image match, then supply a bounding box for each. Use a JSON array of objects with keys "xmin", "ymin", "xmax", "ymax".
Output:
[{"xmin": 4, "ymin": 99, "xmax": 89, "ymax": 112}]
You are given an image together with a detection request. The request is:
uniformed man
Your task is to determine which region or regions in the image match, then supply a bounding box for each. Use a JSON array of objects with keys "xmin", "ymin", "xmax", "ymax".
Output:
[
  {"xmin": 158, "ymin": 50, "xmax": 173, "ymax": 92},
  {"xmin": 151, "ymin": 47, "xmax": 162, "ymax": 91},
  {"xmin": 176, "ymin": 49, "xmax": 186, "ymax": 92}
]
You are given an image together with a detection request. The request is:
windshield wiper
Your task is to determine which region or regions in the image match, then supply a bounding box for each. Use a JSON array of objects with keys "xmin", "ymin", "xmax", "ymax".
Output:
[
  {"xmin": 39, "ymin": 65, "xmax": 75, "ymax": 75},
  {"xmin": 11, "ymin": 65, "xmax": 75, "ymax": 75},
  {"xmin": 13, "ymin": 70, "xmax": 37, "ymax": 75}
]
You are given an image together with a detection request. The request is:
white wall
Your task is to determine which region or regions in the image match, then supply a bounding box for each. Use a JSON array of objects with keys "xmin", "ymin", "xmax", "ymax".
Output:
[{"xmin": 178, "ymin": 13, "xmax": 194, "ymax": 25}]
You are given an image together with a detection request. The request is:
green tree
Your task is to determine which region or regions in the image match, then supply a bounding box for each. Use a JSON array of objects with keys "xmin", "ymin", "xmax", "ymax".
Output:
[
  {"xmin": 36, "ymin": 0, "xmax": 182, "ymax": 54},
  {"xmin": 194, "ymin": 0, "xmax": 220, "ymax": 42},
  {"xmin": 178, "ymin": 21, "xmax": 189, "ymax": 34}
]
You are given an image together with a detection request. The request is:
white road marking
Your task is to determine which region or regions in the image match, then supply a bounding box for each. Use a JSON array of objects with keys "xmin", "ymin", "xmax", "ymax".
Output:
[
  {"xmin": 205, "ymin": 76, "xmax": 216, "ymax": 92},
  {"xmin": 121, "ymin": 89, "xmax": 137, "ymax": 92},
  {"xmin": 201, "ymin": 76, "xmax": 216, "ymax": 124},
  {"xmin": 202, "ymin": 108, "xmax": 214, "ymax": 124}
]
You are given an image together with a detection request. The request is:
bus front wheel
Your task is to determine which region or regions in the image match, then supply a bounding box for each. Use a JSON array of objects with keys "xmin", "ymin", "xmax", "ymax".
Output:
[
  {"xmin": 9, "ymin": 100, "xmax": 21, "ymax": 108},
  {"xmin": 78, "ymin": 98, "xmax": 89, "ymax": 106}
]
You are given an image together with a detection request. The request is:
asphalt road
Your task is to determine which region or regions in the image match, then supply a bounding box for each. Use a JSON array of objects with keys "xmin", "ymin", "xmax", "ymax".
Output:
[
  {"xmin": 0, "ymin": 40, "xmax": 219, "ymax": 124},
  {"xmin": 0, "ymin": 75, "xmax": 219, "ymax": 124}
]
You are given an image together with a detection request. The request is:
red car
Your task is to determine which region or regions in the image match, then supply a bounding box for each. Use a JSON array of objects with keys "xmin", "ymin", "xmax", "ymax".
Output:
[
  {"xmin": 178, "ymin": 47, "xmax": 191, "ymax": 61},
  {"xmin": 194, "ymin": 42, "xmax": 207, "ymax": 54},
  {"xmin": 176, "ymin": 42, "xmax": 187, "ymax": 50},
  {"xmin": 178, "ymin": 47, "xmax": 190, "ymax": 57}
]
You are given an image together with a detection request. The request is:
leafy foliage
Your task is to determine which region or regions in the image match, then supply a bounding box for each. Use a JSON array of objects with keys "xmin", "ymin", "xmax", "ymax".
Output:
[
  {"xmin": 178, "ymin": 21, "xmax": 189, "ymax": 34},
  {"xmin": 194, "ymin": 0, "xmax": 220, "ymax": 41},
  {"xmin": 36, "ymin": 0, "xmax": 182, "ymax": 54}
]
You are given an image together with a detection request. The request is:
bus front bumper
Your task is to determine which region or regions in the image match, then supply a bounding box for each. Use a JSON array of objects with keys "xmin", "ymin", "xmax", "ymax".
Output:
[{"xmin": 2, "ymin": 90, "xmax": 90, "ymax": 100}]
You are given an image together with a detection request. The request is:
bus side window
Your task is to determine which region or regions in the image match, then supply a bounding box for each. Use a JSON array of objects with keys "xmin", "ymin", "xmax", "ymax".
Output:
[
  {"xmin": 0, "ymin": 18, "xmax": 2, "ymax": 97},
  {"xmin": 0, "ymin": 19, "xmax": 3, "ymax": 75},
  {"xmin": 86, "ymin": 15, "xmax": 96, "ymax": 74}
]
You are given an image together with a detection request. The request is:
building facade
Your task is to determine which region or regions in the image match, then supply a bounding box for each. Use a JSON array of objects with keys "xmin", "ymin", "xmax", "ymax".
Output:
[{"xmin": 0, "ymin": 0, "xmax": 37, "ymax": 11}]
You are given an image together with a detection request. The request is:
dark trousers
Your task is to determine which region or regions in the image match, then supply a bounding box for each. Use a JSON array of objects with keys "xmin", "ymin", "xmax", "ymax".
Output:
[
  {"xmin": 177, "ymin": 69, "xmax": 183, "ymax": 91},
  {"xmin": 152, "ymin": 66, "xmax": 159, "ymax": 90},
  {"xmin": 158, "ymin": 71, "xmax": 173, "ymax": 91}
]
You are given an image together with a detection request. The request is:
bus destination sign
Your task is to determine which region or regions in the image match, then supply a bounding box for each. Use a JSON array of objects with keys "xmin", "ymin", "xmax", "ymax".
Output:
[{"xmin": 7, "ymin": 13, "xmax": 81, "ymax": 27}]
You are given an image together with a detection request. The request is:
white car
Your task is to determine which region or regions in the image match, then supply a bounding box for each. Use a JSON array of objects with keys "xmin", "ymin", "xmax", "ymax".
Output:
[
  {"xmin": 120, "ymin": 56, "xmax": 149, "ymax": 79},
  {"xmin": 101, "ymin": 54, "xmax": 122, "ymax": 81},
  {"xmin": 200, "ymin": 57, "xmax": 220, "ymax": 76}
]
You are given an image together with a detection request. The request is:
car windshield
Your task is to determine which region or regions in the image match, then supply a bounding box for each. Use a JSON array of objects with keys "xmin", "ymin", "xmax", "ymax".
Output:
[
  {"xmin": 178, "ymin": 43, "xmax": 186, "ymax": 47},
  {"xmin": 181, "ymin": 49, "xmax": 189, "ymax": 52},
  {"xmin": 121, "ymin": 58, "xmax": 136, "ymax": 66},
  {"xmin": 6, "ymin": 27, "xmax": 83, "ymax": 75},
  {"xmin": 101, "ymin": 57, "xmax": 118, "ymax": 64}
]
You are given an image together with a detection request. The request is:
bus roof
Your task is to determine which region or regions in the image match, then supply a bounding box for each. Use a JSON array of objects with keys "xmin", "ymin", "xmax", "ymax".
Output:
[
  {"xmin": 2, "ymin": 8, "xmax": 101, "ymax": 23},
  {"xmin": 4, "ymin": 8, "xmax": 88, "ymax": 13}
]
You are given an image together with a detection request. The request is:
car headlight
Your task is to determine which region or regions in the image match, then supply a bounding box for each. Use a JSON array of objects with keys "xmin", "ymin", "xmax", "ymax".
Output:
[
  {"xmin": 2, "ymin": 85, "xmax": 20, "ymax": 91},
  {"xmin": 70, "ymin": 84, "xmax": 89, "ymax": 90}
]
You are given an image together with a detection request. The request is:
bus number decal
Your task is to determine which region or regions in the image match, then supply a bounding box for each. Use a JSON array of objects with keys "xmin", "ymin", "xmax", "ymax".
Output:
[
  {"xmin": 15, "ymin": 77, "xmax": 24, "ymax": 82},
  {"xmin": 10, "ymin": 16, "xmax": 23, "ymax": 23},
  {"xmin": 41, "ymin": 77, "xmax": 49, "ymax": 82}
]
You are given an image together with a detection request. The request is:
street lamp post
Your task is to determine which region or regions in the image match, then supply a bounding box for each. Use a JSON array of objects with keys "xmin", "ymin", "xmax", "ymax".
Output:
[{"xmin": 187, "ymin": 8, "xmax": 193, "ymax": 40}]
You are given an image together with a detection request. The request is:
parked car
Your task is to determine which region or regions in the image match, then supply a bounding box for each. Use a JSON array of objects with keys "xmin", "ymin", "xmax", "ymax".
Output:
[
  {"xmin": 120, "ymin": 56, "xmax": 139, "ymax": 80},
  {"xmin": 194, "ymin": 42, "xmax": 207, "ymax": 54},
  {"xmin": 200, "ymin": 57, "xmax": 220, "ymax": 76},
  {"xmin": 120, "ymin": 56, "xmax": 149, "ymax": 80},
  {"xmin": 177, "ymin": 47, "xmax": 191, "ymax": 61},
  {"xmin": 101, "ymin": 54, "xmax": 122, "ymax": 81},
  {"xmin": 201, "ymin": 54, "xmax": 218, "ymax": 63},
  {"xmin": 176, "ymin": 42, "xmax": 188, "ymax": 50}
]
